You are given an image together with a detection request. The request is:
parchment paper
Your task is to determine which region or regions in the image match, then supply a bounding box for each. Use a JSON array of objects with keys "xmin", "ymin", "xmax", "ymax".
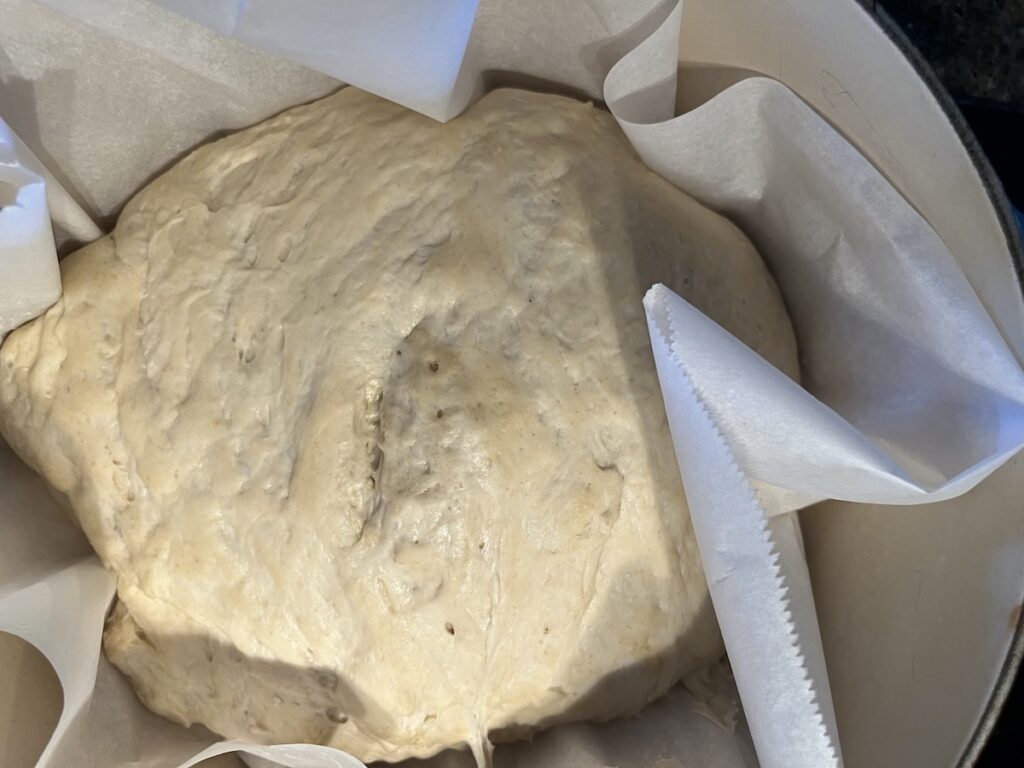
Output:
[
  {"xmin": 0, "ymin": 120, "xmax": 61, "ymax": 335},
  {"xmin": 3, "ymin": 1, "xmax": 1024, "ymax": 767}
]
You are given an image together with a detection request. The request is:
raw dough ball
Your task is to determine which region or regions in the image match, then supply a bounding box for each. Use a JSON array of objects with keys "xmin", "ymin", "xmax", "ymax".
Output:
[{"xmin": 0, "ymin": 88, "xmax": 798, "ymax": 763}]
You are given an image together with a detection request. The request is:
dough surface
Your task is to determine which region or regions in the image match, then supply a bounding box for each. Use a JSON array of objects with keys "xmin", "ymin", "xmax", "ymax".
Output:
[{"xmin": 0, "ymin": 88, "xmax": 798, "ymax": 762}]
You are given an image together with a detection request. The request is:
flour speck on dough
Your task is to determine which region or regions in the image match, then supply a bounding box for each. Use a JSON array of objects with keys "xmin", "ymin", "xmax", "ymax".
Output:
[{"xmin": 0, "ymin": 88, "xmax": 798, "ymax": 763}]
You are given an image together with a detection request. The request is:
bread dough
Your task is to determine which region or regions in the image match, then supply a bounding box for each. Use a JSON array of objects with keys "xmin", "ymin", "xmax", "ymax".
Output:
[{"xmin": 0, "ymin": 88, "xmax": 798, "ymax": 763}]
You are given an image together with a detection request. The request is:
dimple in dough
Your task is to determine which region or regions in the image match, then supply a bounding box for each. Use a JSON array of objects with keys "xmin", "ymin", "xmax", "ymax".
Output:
[{"xmin": 0, "ymin": 88, "xmax": 798, "ymax": 764}]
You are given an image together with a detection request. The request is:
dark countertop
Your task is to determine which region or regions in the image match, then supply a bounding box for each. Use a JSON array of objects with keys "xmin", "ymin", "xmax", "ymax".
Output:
[
  {"xmin": 874, "ymin": 3, "xmax": 1023, "ymax": 766},
  {"xmin": 873, "ymin": 0, "xmax": 1023, "ymax": 214},
  {"xmin": 877, "ymin": 0, "xmax": 1024, "ymax": 106}
]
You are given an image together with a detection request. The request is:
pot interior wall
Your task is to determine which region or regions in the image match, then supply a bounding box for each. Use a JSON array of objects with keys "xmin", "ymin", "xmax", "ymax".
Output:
[{"xmin": 677, "ymin": 2, "xmax": 1024, "ymax": 766}]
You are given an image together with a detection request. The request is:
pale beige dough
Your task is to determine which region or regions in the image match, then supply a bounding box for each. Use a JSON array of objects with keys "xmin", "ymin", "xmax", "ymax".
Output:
[{"xmin": 0, "ymin": 88, "xmax": 798, "ymax": 763}]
